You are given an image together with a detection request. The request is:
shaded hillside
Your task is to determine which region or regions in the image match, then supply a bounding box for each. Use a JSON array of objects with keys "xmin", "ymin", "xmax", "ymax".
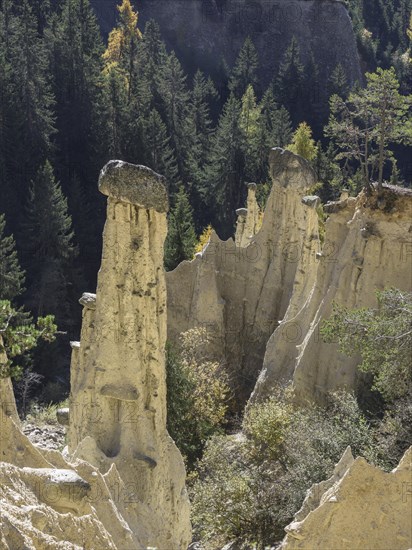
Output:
[{"xmin": 90, "ymin": 0, "xmax": 363, "ymax": 110}]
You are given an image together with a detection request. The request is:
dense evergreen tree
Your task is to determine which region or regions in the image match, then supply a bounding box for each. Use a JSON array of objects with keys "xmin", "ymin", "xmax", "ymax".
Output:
[
  {"xmin": 187, "ymin": 71, "xmax": 217, "ymax": 176},
  {"xmin": 23, "ymin": 161, "xmax": 78, "ymax": 322},
  {"xmin": 136, "ymin": 19, "xmax": 168, "ymax": 109},
  {"xmin": 249, "ymin": 89, "xmax": 293, "ymax": 183},
  {"xmin": 275, "ymin": 36, "xmax": 305, "ymax": 126},
  {"xmin": 328, "ymin": 64, "xmax": 350, "ymax": 100},
  {"xmin": 0, "ymin": 213, "xmax": 25, "ymax": 301},
  {"xmin": 164, "ymin": 187, "xmax": 197, "ymax": 271},
  {"xmin": 228, "ymin": 37, "xmax": 259, "ymax": 98},
  {"xmin": 140, "ymin": 108, "xmax": 179, "ymax": 185},
  {"xmin": 158, "ymin": 52, "xmax": 192, "ymax": 186},
  {"xmin": 240, "ymin": 85, "xmax": 261, "ymax": 181},
  {"xmin": 204, "ymin": 95, "xmax": 246, "ymax": 235},
  {"xmin": 47, "ymin": 0, "xmax": 107, "ymax": 185},
  {"xmin": 312, "ymin": 142, "xmax": 344, "ymax": 202},
  {"xmin": 0, "ymin": 0, "xmax": 55, "ymax": 231}
]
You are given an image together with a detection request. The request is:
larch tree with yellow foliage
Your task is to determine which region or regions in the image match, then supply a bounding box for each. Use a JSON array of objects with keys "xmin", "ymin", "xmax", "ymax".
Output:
[
  {"xmin": 103, "ymin": 0, "xmax": 142, "ymax": 98},
  {"xmin": 194, "ymin": 225, "xmax": 213, "ymax": 255},
  {"xmin": 286, "ymin": 122, "xmax": 318, "ymax": 161}
]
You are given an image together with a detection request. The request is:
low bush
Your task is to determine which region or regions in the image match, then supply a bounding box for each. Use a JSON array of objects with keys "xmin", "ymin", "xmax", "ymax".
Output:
[
  {"xmin": 191, "ymin": 388, "xmax": 378, "ymax": 549},
  {"xmin": 166, "ymin": 327, "xmax": 231, "ymax": 468}
]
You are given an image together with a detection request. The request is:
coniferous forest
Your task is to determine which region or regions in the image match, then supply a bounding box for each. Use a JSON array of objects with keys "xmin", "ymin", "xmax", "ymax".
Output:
[{"xmin": 0, "ymin": 0, "xmax": 411, "ymax": 403}]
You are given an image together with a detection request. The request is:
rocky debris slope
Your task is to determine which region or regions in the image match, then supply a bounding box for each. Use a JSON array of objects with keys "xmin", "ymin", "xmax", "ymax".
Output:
[
  {"xmin": 252, "ymin": 184, "xmax": 412, "ymax": 403},
  {"xmin": 22, "ymin": 423, "xmax": 66, "ymax": 452},
  {"xmin": 281, "ymin": 446, "xmax": 412, "ymax": 549},
  {"xmin": 167, "ymin": 149, "xmax": 320, "ymax": 405},
  {"xmin": 0, "ymin": 161, "xmax": 191, "ymax": 549}
]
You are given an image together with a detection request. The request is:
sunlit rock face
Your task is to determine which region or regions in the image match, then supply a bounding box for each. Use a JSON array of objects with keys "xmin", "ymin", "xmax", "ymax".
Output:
[
  {"xmin": 281, "ymin": 446, "xmax": 412, "ymax": 550},
  {"xmin": 235, "ymin": 183, "xmax": 260, "ymax": 248},
  {"xmin": 68, "ymin": 160, "xmax": 191, "ymax": 549},
  {"xmin": 91, "ymin": 0, "xmax": 362, "ymax": 111},
  {"xmin": 252, "ymin": 184, "xmax": 412, "ymax": 404},
  {"xmin": 167, "ymin": 149, "xmax": 320, "ymax": 406},
  {"xmin": 0, "ymin": 163, "xmax": 191, "ymax": 549},
  {"xmin": 167, "ymin": 147, "xmax": 412, "ymax": 408}
]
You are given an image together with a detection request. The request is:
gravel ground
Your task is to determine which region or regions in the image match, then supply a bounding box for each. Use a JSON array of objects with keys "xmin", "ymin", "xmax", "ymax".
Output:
[{"xmin": 22, "ymin": 422, "xmax": 67, "ymax": 451}]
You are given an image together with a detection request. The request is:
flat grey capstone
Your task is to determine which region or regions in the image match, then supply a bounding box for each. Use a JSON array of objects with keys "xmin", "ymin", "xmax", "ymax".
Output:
[
  {"xmin": 99, "ymin": 160, "xmax": 169, "ymax": 213},
  {"xmin": 302, "ymin": 195, "xmax": 321, "ymax": 208},
  {"xmin": 79, "ymin": 292, "xmax": 96, "ymax": 310}
]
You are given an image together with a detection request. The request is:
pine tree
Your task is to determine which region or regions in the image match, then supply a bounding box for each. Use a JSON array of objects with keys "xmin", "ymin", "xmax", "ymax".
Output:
[
  {"xmin": 275, "ymin": 36, "xmax": 305, "ymax": 126},
  {"xmin": 204, "ymin": 94, "xmax": 246, "ymax": 235},
  {"xmin": 164, "ymin": 187, "xmax": 197, "ymax": 271},
  {"xmin": 23, "ymin": 161, "xmax": 78, "ymax": 322},
  {"xmin": 0, "ymin": 213, "xmax": 25, "ymax": 301},
  {"xmin": 286, "ymin": 122, "xmax": 318, "ymax": 161},
  {"xmin": 326, "ymin": 67, "xmax": 412, "ymax": 191},
  {"xmin": 229, "ymin": 37, "xmax": 259, "ymax": 98}
]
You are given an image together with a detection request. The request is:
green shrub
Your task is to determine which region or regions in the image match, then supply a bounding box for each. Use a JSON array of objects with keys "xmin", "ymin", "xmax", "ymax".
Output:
[
  {"xmin": 166, "ymin": 327, "xmax": 230, "ymax": 468},
  {"xmin": 191, "ymin": 388, "xmax": 378, "ymax": 549},
  {"xmin": 321, "ymin": 289, "xmax": 412, "ymax": 403}
]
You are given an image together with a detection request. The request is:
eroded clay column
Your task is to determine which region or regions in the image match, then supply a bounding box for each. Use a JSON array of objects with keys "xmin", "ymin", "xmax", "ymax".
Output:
[{"xmin": 69, "ymin": 160, "xmax": 190, "ymax": 549}]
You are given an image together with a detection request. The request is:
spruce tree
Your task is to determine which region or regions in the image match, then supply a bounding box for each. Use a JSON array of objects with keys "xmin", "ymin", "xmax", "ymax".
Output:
[
  {"xmin": 158, "ymin": 52, "xmax": 192, "ymax": 185},
  {"xmin": 187, "ymin": 71, "xmax": 217, "ymax": 228},
  {"xmin": 141, "ymin": 108, "xmax": 179, "ymax": 185},
  {"xmin": 229, "ymin": 37, "xmax": 259, "ymax": 98},
  {"xmin": 137, "ymin": 19, "xmax": 168, "ymax": 108},
  {"xmin": 240, "ymin": 85, "xmax": 261, "ymax": 181},
  {"xmin": 312, "ymin": 142, "xmax": 344, "ymax": 202},
  {"xmin": 204, "ymin": 94, "xmax": 246, "ymax": 235},
  {"xmin": 328, "ymin": 64, "xmax": 349, "ymax": 99},
  {"xmin": 188, "ymin": 71, "xmax": 217, "ymax": 173},
  {"xmin": 23, "ymin": 161, "xmax": 78, "ymax": 322},
  {"xmin": 2, "ymin": 0, "xmax": 55, "ymax": 226},
  {"xmin": 247, "ymin": 89, "xmax": 292, "ymax": 183},
  {"xmin": 47, "ymin": 0, "xmax": 107, "ymax": 186},
  {"xmin": 103, "ymin": 64, "xmax": 130, "ymax": 158},
  {"xmin": 0, "ymin": 213, "xmax": 25, "ymax": 301},
  {"xmin": 164, "ymin": 187, "xmax": 197, "ymax": 271},
  {"xmin": 275, "ymin": 36, "xmax": 305, "ymax": 126}
]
